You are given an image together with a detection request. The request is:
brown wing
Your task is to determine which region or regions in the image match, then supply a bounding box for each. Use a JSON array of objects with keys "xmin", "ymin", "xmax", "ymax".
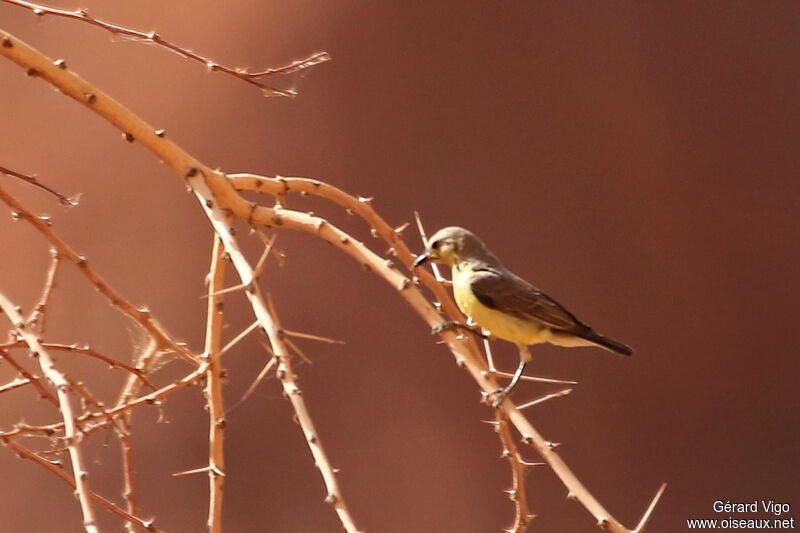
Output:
[{"xmin": 469, "ymin": 268, "xmax": 589, "ymax": 334}]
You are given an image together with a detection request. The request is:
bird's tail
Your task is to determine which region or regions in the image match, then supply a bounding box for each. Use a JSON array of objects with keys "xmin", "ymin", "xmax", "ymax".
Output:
[{"xmin": 582, "ymin": 331, "xmax": 633, "ymax": 356}]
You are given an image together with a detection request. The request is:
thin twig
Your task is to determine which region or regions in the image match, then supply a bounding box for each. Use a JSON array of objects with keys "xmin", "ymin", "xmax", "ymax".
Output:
[
  {"xmin": 3, "ymin": 440, "xmax": 164, "ymax": 532},
  {"xmin": 0, "ymin": 376, "xmax": 31, "ymax": 394},
  {"xmin": 0, "ymin": 348, "xmax": 59, "ymax": 406},
  {"xmin": 118, "ymin": 417, "xmax": 136, "ymax": 533},
  {"xmin": 481, "ymin": 337, "xmax": 577, "ymax": 385},
  {"xmin": 0, "ymin": 165, "xmax": 78, "ymax": 207},
  {"xmin": 114, "ymin": 339, "xmax": 160, "ymax": 526},
  {"xmin": 0, "ymin": 292, "xmax": 98, "ymax": 533},
  {"xmin": 634, "ymin": 483, "xmax": 668, "ymax": 533},
  {"xmin": 219, "ymin": 320, "xmax": 260, "ymax": 358},
  {"xmin": 2, "ymin": 0, "xmax": 330, "ymax": 96},
  {"xmin": 0, "ymin": 181, "xmax": 195, "ymax": 365},
  {"xmin": 239, "ymin": 355, "xmax": 277, "ymax": 405},
  {"xmin": 20, "ymin": 248, "xmax": 61, "ymax": 335},
  {"xmin": 0, "ymin": 347, "xmax": 208, "ymax": 442},
  {"xmin": 0, "ymin": 340, "xmax": 157, "ymax": 391},
  {"xmin": 0, "ymin": 251, "xmax": 61, "ymax": 406},
  {"xmin": 495, "ymin": 412, "xmax": 535, "ymax": 532},
  {"xmin": 204, "ymin": 233, "xmax": 227, "ymax": 533},
  {"xmin": 282, "ymin": 329, "xmax": 344, "ymax": 344},
  {"xmin": 516, "ymin": 388, "xmax": 573, "ymax": 411}
]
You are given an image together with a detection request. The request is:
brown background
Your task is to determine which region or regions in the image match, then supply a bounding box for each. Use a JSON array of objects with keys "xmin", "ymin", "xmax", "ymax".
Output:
[{"xmin": 1, "ymin": 2, "xmax": 798, "ymax": 532}]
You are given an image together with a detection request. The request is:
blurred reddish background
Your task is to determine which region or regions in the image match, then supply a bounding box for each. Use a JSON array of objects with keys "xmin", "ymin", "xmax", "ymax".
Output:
[{"xmin": 1, "ymin": 2, "xmax": 798, "ymax": 532}]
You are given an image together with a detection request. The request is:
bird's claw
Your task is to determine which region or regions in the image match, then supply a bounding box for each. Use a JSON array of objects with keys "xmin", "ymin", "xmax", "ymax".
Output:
[
  {"xmin": 431, "ymin": 320, "xmax": 489, "ymax": 339},
  {"xmin": 486, "ymin": 387, "xmax": 511, "ymax": 409},
  {"xmin": 431, "ymin": 320, "xmax": 459, "ymax": 335}
]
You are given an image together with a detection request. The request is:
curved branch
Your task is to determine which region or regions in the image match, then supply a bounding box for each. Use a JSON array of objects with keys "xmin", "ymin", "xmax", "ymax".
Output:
[
  {"xmin": 0, "ymin": 29, "xmax": 664, "ymax": 532},
  {"xmin": 0, "ymin": 292, "xmax": 98, "ymax": 533},
  {"xmin": 2, "ymin": 0, "xmax": 330, "ymax": 96},
  {"xmin": 3, "ymin": 440, "xmax": 164, "ymax": 532}
]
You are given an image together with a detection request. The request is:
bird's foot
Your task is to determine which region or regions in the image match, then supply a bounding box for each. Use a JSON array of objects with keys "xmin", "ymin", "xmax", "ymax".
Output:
[
  {"xmin": 486, "ymin": 386, "xmax": 513, "ymax": 409},
  {"xmin": 431, "ymin": 320, "xmax": 488, "ymax": 338}
]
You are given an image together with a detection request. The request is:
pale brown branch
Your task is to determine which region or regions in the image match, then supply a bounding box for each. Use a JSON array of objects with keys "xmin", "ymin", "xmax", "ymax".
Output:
[
  {"xmin": 267, "ymin": 309, "xmax": 361, "ymax": 532},
  {"xmin": 0, "ymin": 165, "xmax": 78, "ymax": 207},
  {"xmin": 490, "ymin": 370, "xmax": 578, "ymax": 386},
  {"xmin": 239, "ymin": 355, "xmax": 277, "ymax": 405},
  {"xmin": 0, "ymin": 340, "xmax": 157, "ymax": 391},
  {"xmin": 204, "ymin": 234, "xmax": 227, "ymax": 533},
  {"xmin": 253, "ymin": 231, "xmax": 279, "ymax": 279},
  {"xmin": 413, "ymin": 210, "xmax": 446, "ymax": 283},
  {"xmin": 0, "ymin": 181, "xmax": 195, "ymax": 365},
  {"xmin": 118, "ymin": 417, "xmax": 136, "ymax": 533},
  {"xmin": 0, "ymin": 252, "xmax": 61, "ymax": 406},
  {"xmin": 482, "ymin": 337, "xmax": 577, "ymax": 386},
  {"xmin": 219, "ymin": 320, "xmax": 260, "ymax": 357},
  {"xmin": 190, "ymin": 191, "xmax": 361, "ymax": 531},
  {"xmin": 282, "ymin": 329, "xmax": 345, "ymax": 345},
  {"xmin": 3, "ymin": 440, "xmax": 164, "ymax": 532},
  {"xmin": 495, "ymin": 413, "xmax": 534, "ymax": 532},
  {"xmin": 111, "ymin": 339, "xmax": 158, "ymax": 533},
  {"xmin": 0, "ymin": 376, "xmax": 31, "ymax": 394},
  {"xmin": 0, "ymin": 31, "xmax": 663, "ymax": 531},
  {"xmin": 0, "ymin": 292, "xmax": 98, "ymax": 533},
  {"xmin": 228, "ymin": 174, "xmax": 471, "ymax": 329},
  {"xmin": 2, "ymin": 0, "xmax": 330, "ymax": 97},
  {"xmin": 0, "ymin": 347, "xmax": 59, "ymax": 406},
  {"xmin": 634, "ymin": 483, "xmax": 668, "ymax": 533},
  {"xmin": 516, "ymin": 388, "xmax": 573, "ymax": 411},
  {"xmin": 20, "ymin": 248, "xmax": 61, "ymax": 335},
  {"xmin": 1, "ymin": 358, "xmax": 209, "ymax": 441},
  {"xmin": 283, "ymin": 336, "xmax": 312, "ymax": 365}
]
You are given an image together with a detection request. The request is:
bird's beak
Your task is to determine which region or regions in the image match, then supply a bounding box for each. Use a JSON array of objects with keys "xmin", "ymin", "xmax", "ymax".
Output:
[{"xmin": 412, "ymin": 251, "xmax": 430, "ymax": 269}]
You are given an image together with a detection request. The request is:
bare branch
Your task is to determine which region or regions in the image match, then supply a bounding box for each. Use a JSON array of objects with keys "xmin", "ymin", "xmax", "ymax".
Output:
[
  {"xmin": 204, "ymin": 234, "xmax": 227, "ymax": 533},
  {"xmin": 0, "ymin": 376, "xmax": 32, "ymax": 394},
  {"xmin": 0, "ymin": 180, "xmax": 195, "ymax": 365},
  {"xmin": 0, "ymin": 165, "xmax": 78, "ymax": 207},
  {"xmin": 1, "ymin": 0, "xmax": 330, "ymax": 96},
  {"xmin": 3, "ymin": 440, "xmax": 164, "ymax": 532},
  {"xmin": 0, "ymin": 347, "xmax": 59, "ymax": 406},
  {"xmin": 0, "ymin": 292, "xmax": 98, "ymax": 533},
  {"xmin": 495, "ymin": 412, "xmax": 535, "ymax": 532},
  {"xmin": 634, "ymin": 483, "xmax": 668, "ymax": 533},
  {"xmin": 0, "ymin": 31, "xmax": 664, "ymax": 531},
  {"xmin": 516, "ymin": 388, "xmax": 573, "ymax": 411},
  {"xmin": 0, "ymin": 340, "xmax": 157, "ymax": 391}
]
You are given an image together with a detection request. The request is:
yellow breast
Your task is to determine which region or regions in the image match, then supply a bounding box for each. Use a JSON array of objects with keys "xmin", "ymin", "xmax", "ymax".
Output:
[{"xmin": 451, "ymin": 265, "xmax": 551, "ymax": 347}]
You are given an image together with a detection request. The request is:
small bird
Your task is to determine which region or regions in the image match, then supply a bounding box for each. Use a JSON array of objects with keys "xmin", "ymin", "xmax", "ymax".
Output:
[{"xmin": 413, "ymin": 226, "xmax": 632, "ymax": 407}]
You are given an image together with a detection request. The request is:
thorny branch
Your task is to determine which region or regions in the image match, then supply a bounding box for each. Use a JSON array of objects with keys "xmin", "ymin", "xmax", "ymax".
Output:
[
  {"xmin": 0, "ymin": 181, "xmax": 196, "ymax": 365},
  {"xmin": 0, "ymin": 26, "xmax": 666, "ymax": 533},
  {"xmin": 204, "ymin": 234, "xmax": 227, "ymax": 533},
  {"xmin": 493, "ymin": 412, "xmax": 540, "ymax": 533},
  {"xmin": 4, "ymin": 440, "xmax": 164, "ymax": 532},
  {"xmin": 2, "ymin": 0, "xmax": 330, "ymax": 97},
  {"xmin": 0, "ymin": 292, "xmax": 99, "ymax": 533},
  {"xmin": 0, "ymin": 165, "xmax": 79, "ymax": 207},
  {"xmin": 0, "ymin": 340, "xmax": 157, "ymax": 390}
]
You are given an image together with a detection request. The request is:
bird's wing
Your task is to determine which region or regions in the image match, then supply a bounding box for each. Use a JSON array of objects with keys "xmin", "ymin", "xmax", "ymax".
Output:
[{"xmin": 469, "ymin": 268, "xmax": 587, "ymax": 332}]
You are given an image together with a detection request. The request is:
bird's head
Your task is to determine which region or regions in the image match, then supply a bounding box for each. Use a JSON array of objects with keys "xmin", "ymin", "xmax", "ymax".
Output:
[{"xmin": 412, "ymin": 226, "xmax": 494, "ymax": 269}]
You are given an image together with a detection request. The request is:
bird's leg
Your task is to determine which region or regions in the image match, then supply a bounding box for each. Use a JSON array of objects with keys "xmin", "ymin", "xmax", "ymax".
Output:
[
  {"xmin": 491, "ymin": 359, "xmax": 526, "ymax": 408},
  {"xmin": 431, "ymin": 320, "xmax": 488, "ymax": 339}
]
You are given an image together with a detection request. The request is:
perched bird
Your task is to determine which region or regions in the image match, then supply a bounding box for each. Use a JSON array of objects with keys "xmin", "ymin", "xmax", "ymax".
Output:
[{"xmin": 413, "ymin": 226, "xmax": 632, "ymax": 407}]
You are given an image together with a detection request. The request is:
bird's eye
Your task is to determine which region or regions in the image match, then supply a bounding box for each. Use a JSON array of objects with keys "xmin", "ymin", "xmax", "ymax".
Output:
[{"xmin": 431, "ymin": 241, "xmax": 440, "ymax": 249}]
